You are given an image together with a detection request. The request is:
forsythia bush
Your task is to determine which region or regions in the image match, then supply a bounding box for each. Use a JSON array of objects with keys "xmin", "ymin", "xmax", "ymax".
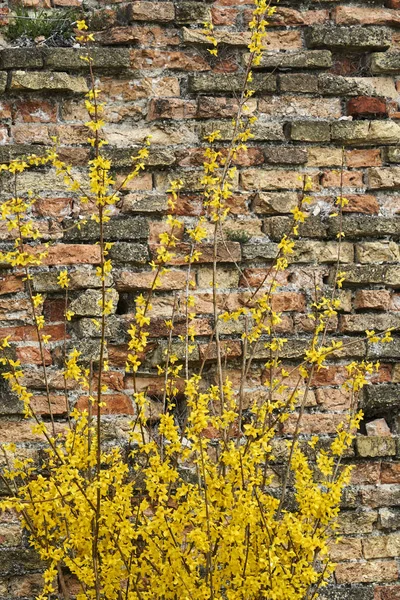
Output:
[{"xmin": 0, "ymin": 3, "xmax": 393, "ymax": 600}]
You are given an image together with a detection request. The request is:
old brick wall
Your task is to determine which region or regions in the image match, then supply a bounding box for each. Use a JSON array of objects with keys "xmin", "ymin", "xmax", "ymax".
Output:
[{"xmin": 0, "ymin": 0, "xmax": 400, "ymax": 598}]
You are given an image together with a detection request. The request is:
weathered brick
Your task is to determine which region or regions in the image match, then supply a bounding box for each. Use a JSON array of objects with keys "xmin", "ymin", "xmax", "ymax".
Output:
[
  {"xmin": 346, "ymin": 149, "xmax": 381, "ymax": 168},
  {"xmin": 289, "ymin": 121, "xmax": 331, "ymax": 142},
  {"xmin": 259, "ymin": 96, "xmax": 341, "ymax": 119},
  {"xmin": 368, "ymin": 167, "xmax": 400, "ymax": 189},
  {"xmin": 337, "ymin": 510, "xmax": 377, "ymax": 535},
  {"xmin": 305, "ymin": 26, "xmax": 392, "ymax": 50},
  {"xmin": 63, "ymin": 217, "xmax": 149, "ymax": 242},
  {"xmin": 125, "ymin": 2, "xmax": 175, "ymax": 22},
  {"xmin": 200, "ymin": 119, "xmax": 283, "ymax": 142},
  {"xmin": 355, "ymin": 242, "xmax": 400, "ymax": 263},
  {"xmin": 69, "ymin": 289, "xmax": 119, "ymax": 317},
  {"xmin": 131, "ymin": 49, "xmax": 209, "ymax": 71},
  {"xmin": 279, "ymin": 73, "xmax": 318, "ymax": 93},
  {"xmin": 331, "ymin": 121, "xmax": 400, "ymax": 146},
  {"xmin": 175, "ymin": 2, "xmax": 211, "ymax": 23},
  {"xmin": 0, "ymin": 48, "xmax": 43, "ymax": 69},
  {"xmin": 335, "ymin": 560, "xmax": 398, "ymax": 584},
  {"xmin": 355, "ymin": 290, "xmax": 391, "ymax": 310},
  {"xmin": 357, "ymin": 436, "xmax": 397, "ymax": 458},
  {"xmin": 11, "ymin": 71, "xmax": 88, "ymax": 94},
  {"xmin": 252, "ymin": 191, "xmax": 298, "ymax": 214},
  {"xmin": 263, "ymin": 147, "xmax": 307, "ymax": 165},
  {"xmin": 381, "ymin": 462, "xmax": 400, "ymax": 484},
  {"xmin": 335, "ymin": 6, "xmax": 400, "ymax": 26},
  {"xmin": 254, "ymin": 49, "xmax": 332, "ymax": 69},
  {"xmin": 329, "ymin": 216, "xmax": 400, "ymax": 239},
  {"xmin": 348, "ymin": 97, "xmax": 387, "ymax": 116},
  {"xmin": 189, "ymin": 73, "xmax": 276, "ymax": 94},
  {"xmin": 241, "ymin": 169, "xmax": 302, "ymax": 191},
  {"xmin": 45, "ymin": 48, "xmax": 130, "ymax": 70}
]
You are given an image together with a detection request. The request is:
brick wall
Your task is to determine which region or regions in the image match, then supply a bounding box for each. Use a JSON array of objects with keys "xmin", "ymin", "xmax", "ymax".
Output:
[{"xmin": 0, "ymin": 0, "xmax": 400, "ymax": 598}]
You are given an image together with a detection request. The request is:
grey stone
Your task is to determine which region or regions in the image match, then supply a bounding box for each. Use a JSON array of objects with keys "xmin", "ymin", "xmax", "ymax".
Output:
[
  {"xmin": 45, "ymin": 48, "xmax": 130, "ymax": 71},
  {"xmin": 74, "ymin": 316, "xmax": 123, "ymax": 340},
  {"xmin": 175, "ymin": 2, "xmax": 211, "ymax": 23},
  {"xmin": 357, "ymin": 436, "xmax": 396, "ymax": 458},
  {"xmin": 69, "ymin": 288, "xmax": 119, "ymax": 317},
  {"xmin": 264, "ymin": 216, "xmax": 329, "ymax": 240},
  {"xmin": 280, "ymin": 73, "xmax": 318, "ymax": 93},
  {"xmin": 242, "ymin": 243, "xmax": 278, "ymax": 260},
  {"xmin": 0, "ymin": 48, "xmax": 43, "ymax": 69},
  {"xmin": 369, "ymin": 338, "xmax": 400, "ymax": 359},
  {"xmin": 189, "ymin": 73, "xmax": 276, "ymax": 94},
  {"xmin": 331, "ymin": 121, "xmax": 400, "ymax": 146},
  {"xmin": 370, "ymin": 52, "xmax": 400, "ymax": 74},
  {"xmin": 263, "ymin": 147, "xmax": 307, "ymax": 165},
  {"xmin": 319, "ymin": 586, "xmax": 373, "ymax": 600},
  {"xmin": 386, "ymin": 147, "xmax": 400, "ymax": 163},
  {"xmin": 200, "ymin": 119, "xmax": 284, "ymax": 142},
  {"xmin": 33, "ymin": 270, "xmax": 112, "ymax": 293},
  {"xmin": 379, "ymin": 507, "xmax": 400, "ymax": 530},
  {"xmin": 318, "ymin": 74, "xmax": 397, "ymax": 98},
  {"xmin": 362, "ymin": 385, "xmax": 400, "ymax": 413},
  {"xmin": 104, "ymin": 147, "xmax": 175, "ymax": 167},
  {"xmin": 63, "ymin": 217, "xmax": 149, "ymax": 242},
  {"xmin": 0, "ymin": 550, "xmax": 43, "ymax": 575},
  {"xmin": 255, "ymin": 50, "xmax": 332, "ymax": 70},
  {"xmin": 0, "ymin": 71, "xmax": 6, "ymax": 93},
  {"xmin": 109, "ymin": 243, "xmax": 149, "ymax": 264},
  {"xmin": 305, "ymin": 26, "xmax": 392, "ymax": 51},
  {"xmin": 334, "ymin": 265, "xmax": 400, "ymax": 288},
  {"xmin": 289, "ymin": 121, "xmax": 331, "ymax": 142},
  {"xmin": 328, "ymin": 216, "xmax": 400, "ymax": 239}
]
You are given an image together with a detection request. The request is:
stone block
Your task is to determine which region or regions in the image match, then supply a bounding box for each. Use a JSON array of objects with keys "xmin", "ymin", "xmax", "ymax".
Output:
[
  {"xmin": 305, "ymin": 26, "xmax": 392, "ymax": 50},
  {"xmin": 255, "ymin": 50, "xmax": 332, "ymax": 70},
  {"xmin": 331, "ymin": 121, "xmax": 400, "ymax": 145},
  {"xmin": 45, "ymin": 48, "xmax": 130, "ymax": 71},
  {"xmin": 357, "ymin": 436, "xmax": 397, "ymax": 458},
  {"xmin": 11, "ymin": 71, "xmax": 88, "ymax": 94},
  {"xmin": 63, "ymin": 217, "xmax": 149, "ymax": 242},
  {"xmin": 109, "ymin": 243, "xmax": 149, "ymax": 264},
  {"xmin": 371, "ymin": 52, "xmax": 400, "ymax": 74},
  {"xmin": 188, "ymin": 73, "xmax": 276, "ymax": 94},
  {"xmin": 289, "ymin": 121, "xmax": 331, "ymax": 142}
]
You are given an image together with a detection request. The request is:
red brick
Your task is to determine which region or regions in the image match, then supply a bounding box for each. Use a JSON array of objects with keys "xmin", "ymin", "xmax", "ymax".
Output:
[
  {"xmin": 0, "ymin": 127, "xmax": 9, "ymax": 145},
  {"xmin": 344, "ymin": 195, "xmax": 379, "ymax": 214},
  {"xmin": 381, "ymin": 462, "xmax": 400, "ymax": 484},
  {"xmin": 375, "ymin": 585, "xmax": 400, "ymax": 600},
  {"xmin": 335, "ymin": 6, "xmax": 400, "ymax": 26},
  {"xmin": 347, "ymin": 97, "xmax": 387, "ymax": 117},
  {"xmin": 0, "ymin": 275, "xmax": 24, "ymax": 296},
  {"xmin": 43, "ymin": 299, "xmax": 67, "ymax": 322},
  {"xmin": 355, "ymin": 290, "xmax": 391, "ymax": 310},
  {"xmin": 0, "ymin": 7, "xmax": 9, "ymax": 26},
  {"xmin": 212, "ymin": 6, "xmax": 237, "ymax": 25},
  {"xmin": 131, "ymin": 49, "xmax": 209, "ymax": 71},
  {"xmin": 271, "ymin": 292, "xmax": 306, "ymax": 312},
  {"xmin": 147, "ymin": 98, "xmax": 197, "ymax": 120},
  {"xmin": 33, "ymin": 198, "xmax": 73, "ymax": 219},
  {"xmin": 76, "ymin": 393, "xmax": 134, "ymax": 415},
  {"xmin": 14, "ymin": 100, "xmax": 57, "ymax": 123},
  {"xmin": 346, "ymin": 149, "xmax": 382, "ymax": 168},
  {"xmin": 96, "ymin": 26, "xmax": 180, "ymax": 47},
  {"xmin": 284, "ymin": 413, "xmax": 345, "ymax": 435},
  {"xmin": 315, "ymin": 388, "xmax": 352, "ymax": 410},
  {"xmin": 16, "ymin": 346, "xmax": 52, "ymax": 366},
  {"xmin": 321, "ymin": 171, "xmax": 364, "ymax": 188},
  {"xmin": 115, "ymin": 270, "xmax": 187, "ymax": 291},
  {"xmin": 388, "ymin": 0, "xmax": 400, "ymax": 7},
  {"xmin": 198, "ymin": 340, "xmax": 242, "ymax": 361},
  {"xmin": 240, "ymin": 268, "xmax": 289, "ymax": 288},
  {"xmin": 42, "ymin": 245, "xmax": 101, "ymax": 266},
  {"xmin": 350, "ymin": 462, "xmax": 381, "ymax": 485},
  {"xmin": 31, "ymin": 394, "xmax": 67, "ymax": 416},
  {"xmin": 0, "ymin": 420, "xmax": 65, "ymax": 443},
  {"xmin": 0, "ymin": 324, "xmax": 65, "ymax": 343},
  {"xmin": 0, "ymin": 101, "xmax": 12, "ymax": 119}
]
